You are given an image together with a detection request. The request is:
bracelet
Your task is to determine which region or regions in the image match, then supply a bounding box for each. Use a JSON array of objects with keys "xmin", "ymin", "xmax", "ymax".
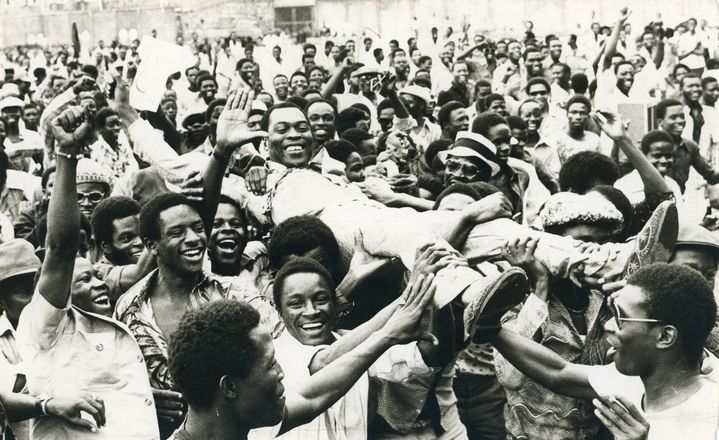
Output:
[
  {"xmin": 40, "ymin": 397, "xmax": 52, "ymax": 416},
  {"xmin": 55, "ymin": 151, "xmax": 83, "ymax": 161}
]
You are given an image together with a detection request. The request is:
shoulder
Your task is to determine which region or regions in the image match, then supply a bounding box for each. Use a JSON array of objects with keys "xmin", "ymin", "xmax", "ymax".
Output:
[{"xmin": 114, "ymin": 270, "xmax": 156, "ymax": 318}]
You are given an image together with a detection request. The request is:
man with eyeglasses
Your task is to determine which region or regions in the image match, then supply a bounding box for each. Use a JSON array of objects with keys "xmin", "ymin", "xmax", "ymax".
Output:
[
  {"xmin": 75, "ymin": 158, "xmax": 112, "ymax": 221},
  {"xmin": 488, "ymin": 263, "xmax": 718, "ymax": 440}
]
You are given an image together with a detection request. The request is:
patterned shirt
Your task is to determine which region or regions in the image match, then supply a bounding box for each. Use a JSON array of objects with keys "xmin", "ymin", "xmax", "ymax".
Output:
[
  {"xmin": 88, "ymin": 134, "xmax": 139, "ymax": 182},
  {"xmin": 495, "ymin": 290, "xmax": 611, "ymax": 440},
  {"xmin": 114, "ymin": 269, "xmax": 283, "ymax": 390}
]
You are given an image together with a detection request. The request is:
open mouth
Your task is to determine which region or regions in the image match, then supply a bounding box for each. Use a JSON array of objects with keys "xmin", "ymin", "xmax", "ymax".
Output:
[
  {"xmin": 300, "ymin": 322, "xmax": 325, "ymax": 333},
  {"xmin": 93, "ymin": 293, "xmax": 111, "ymax": 307},
  {"xmin": 181, "ymin": 248, "xmax": 204, "ymax": 262},
  {"xmin": 284, "ymin": 144, "xmax": 306, "ymax": 154},
  {"xmin": 217, "ymin": 238, "xmax": 238, "ymax": 252}
]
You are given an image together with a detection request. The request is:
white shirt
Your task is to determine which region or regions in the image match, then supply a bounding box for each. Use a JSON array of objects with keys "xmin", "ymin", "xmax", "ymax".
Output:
[{"xmin": 584, "ymin": 362, "xmax": 719, "ymax": 440}]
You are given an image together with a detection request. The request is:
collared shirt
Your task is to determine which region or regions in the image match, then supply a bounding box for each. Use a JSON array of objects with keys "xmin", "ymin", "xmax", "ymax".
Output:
[
  {"xmin": 0, "ymin": 313, "xmax": 29, "ymax": 440},
  {"xmin": 495, "ymin": 291, "xmax": 611, "ymax": 440},
  {"xmin": 17, "ymin": 291, "xmax": 160, "ymax": 439},
  {"xmin": 114, "ymin": 269, "xmax": 283, "ymax": 390},
  {"xmin": 0, "ymin": 185, "xmax": 25, "ymax": 225},
  {"xmin": 526, "ymin": 137, "xmax": 562, "ymax": 179},
  {"xmin": 669, "ymin": 137, "xmax": 719, "ymax": 192},
  {"xmin": 88, "ymin": 133, "xmax": 139, "ymax": 182},
  {"xmin": 393, "ymin": 116, "xmax": 442, "ymax": 155}
]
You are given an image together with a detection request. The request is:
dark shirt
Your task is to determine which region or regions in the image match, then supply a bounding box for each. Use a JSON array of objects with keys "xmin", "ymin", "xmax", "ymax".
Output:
[{"xmin": 668, "ymin": 137, "xmax": 719, "ymax": 192}]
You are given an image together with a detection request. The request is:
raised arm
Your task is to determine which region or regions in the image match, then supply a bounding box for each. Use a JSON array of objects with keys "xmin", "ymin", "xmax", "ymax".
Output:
[
  {"xmin": 281, "ymin": 273, "xmax": 437, "ymax": 433},
  {"xmin": 200, "ymin": 87, "xmax": 267, "ymax": 235},
  {"xmin": 602, "ymin": 8, "xmax": 632, "ymax": 72},
  {"xmin": 38, "ymin": 107, "xmax": 90, "ymax": 309},
  {"xmin": 321, "ymin": 57, "xmax": 354, "ymax": 99},
  {"xmin": 310, "ymin": 245, "xmax": 461, "ymax": 373},
  {"xmin": 593, "ymin": 111, "xmax": 670, "ymax": 196}
]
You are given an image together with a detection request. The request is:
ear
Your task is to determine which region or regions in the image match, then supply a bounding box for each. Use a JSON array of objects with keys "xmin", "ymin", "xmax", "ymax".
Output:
[
  {"xmin": 655, "ymin": 325, "xmax": 679, "ymax": 351},
  {"xmin": 219, "ymin": 375, "xmax": 240, "ymax": 399},
  {"xmin": 144, "ymin": 238, "xmax": 159, "ymax": 256}
]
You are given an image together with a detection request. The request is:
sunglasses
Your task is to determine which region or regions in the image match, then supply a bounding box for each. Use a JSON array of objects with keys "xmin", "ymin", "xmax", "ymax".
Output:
[
  {"xmin": 445, "ymin": 159, "xmax": 479, "ymax": 179},
  {"xmin": 528, "ymin": 90, "xmax": 548, "ymax": 97},
  {"xmin": 609, "ymin": 297, "xmax": 663, "ymax": 330},
  {"xmin": 77, "ymin": 191, "xmax": 105, "ymax": 203}
]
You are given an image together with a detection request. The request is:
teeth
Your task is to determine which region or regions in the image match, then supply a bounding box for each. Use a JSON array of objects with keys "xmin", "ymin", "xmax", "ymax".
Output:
[
  {"xmin": 302, "ymin": 323, "xmax": 323, "ymax": 330},
  {"xmin": 93, "ymin": 295, "xmax": 110, "ymax": 306},
  {"xmin": 182, "ymin": 249, "xmax": 202, "ymax": 258},
  {"xmin": 285, "ymin": 145, "xmax": 303, "ymax": 153},
  {"xmin": 217, "ymin": 239, "xmax": 237, "ymax": 251}
]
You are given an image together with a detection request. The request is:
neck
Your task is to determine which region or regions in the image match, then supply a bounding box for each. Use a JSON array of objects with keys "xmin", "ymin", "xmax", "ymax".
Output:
[
  {"xmin": 156, "ymin": 265, "xmax": 201, "ymax": 300},
  {"xmin": 183, "ymin": 407, "xmax": 248, "ymax": 440},
  {"xmin": 6, "ymin": 123, "xmax": 19, "ymax": 136},
  {"xmin": 641, "ymin": 358, "xmax": 703, "ymax": 412},
  {"xmin": 568, "ymin": 126, "xmax": 584, "ymax": 139},
  {"xmin": 527, "ymin": 131, "xmax": 540, "ymax": 146}
]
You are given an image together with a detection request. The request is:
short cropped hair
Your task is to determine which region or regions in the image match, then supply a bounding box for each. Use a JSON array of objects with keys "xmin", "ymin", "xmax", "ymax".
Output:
[
  {"xmin": 168, "ymin": 300, "xmax": 261, "ymax": 409},
  {"xmin": 472, "ymin": 111, "xmax": 507, "ymax": 137},
  {"xmin": 437, "ymin": 101, "xmax": 465, "ymax": 129},
  {"xmin": 140, "ymin": 193, "xmax": 200, "ymax": 241},
  {"xmin": 628, "ymin": 263, "xmax": 717, "ymax": 364},
  {"xmin": 640, "ymin": 130, "xmax": 674, "ymax": 154},
  {"xmin": 91, "ymin": 196, "xmax": 141, "ymax": 246},
  {"xmin": 655, "ymin": 99, "xmax": 683, "ymax": 121},
  {"xmin": 559, "ymin": 151, "xmax": 619, "ymax": 193},
  {"xmin": 565, "ymin": 94, "xmax": 592, "ymax": 112},
  {"xmin": 272, "ymin": 257, "xmax": 336, "ymax": 309}
]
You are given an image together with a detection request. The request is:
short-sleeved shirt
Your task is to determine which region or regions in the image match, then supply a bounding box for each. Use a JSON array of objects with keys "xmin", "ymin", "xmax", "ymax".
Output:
[
  {"xmin": 582, "ymin": 362, "xmax": 719, "ymax": 440},
  {"xmin": 16, "ymin": 291, "xmax": 160, "ymax": 440},
  {"xmin": 114, "ymin": 269, "xmax": 283, "ymax": 390}
]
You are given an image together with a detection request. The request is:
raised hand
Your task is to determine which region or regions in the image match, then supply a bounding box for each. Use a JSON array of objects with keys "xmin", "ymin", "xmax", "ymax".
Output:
[
  {"xmin": 51, "ymin": 106, "xmax": 92, "ymax": 154},
  {"xmin": 384, "ymin": 273, "xmax": 438, "ymax": 345},
  {"xmin": 593, "ymin": 396, "xmax": 649, "ymax": 440},
  {"xmin": 45, "ymin": 393, "xmax": 106, "ymax": 432},
  {"xmin": 618, "ymin": 7, "xmax": 632, "ymax": 25},
  {"xmin": 591, "ymin": 110, "xmax": 629, "ymax": 141},
  {"xmin": 412, "ymin": 243, "xmax": 467, "ymax": 284},
  {"xmin": 215, "ymin": 87, "xmax": 268, "ymax": 153}
]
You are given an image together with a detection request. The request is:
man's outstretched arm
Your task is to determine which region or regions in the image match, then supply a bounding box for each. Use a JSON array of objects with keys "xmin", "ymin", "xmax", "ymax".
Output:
[
  {"xmin": 38, "ymin": 107, "xmax": 90, "ymax": 309},
  {"xmin": 491, "ymin": 327, "xmax": 598, "ymax": 400},
  {"xmin": 280, "ymin": 273, "xmax": 437, "ymax": 433}
]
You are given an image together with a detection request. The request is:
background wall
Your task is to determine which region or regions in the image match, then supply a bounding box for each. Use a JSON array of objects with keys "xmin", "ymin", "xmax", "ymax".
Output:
[{"xmin": 2, "ymin": 0, "xmax": 718, "ymax": 47}]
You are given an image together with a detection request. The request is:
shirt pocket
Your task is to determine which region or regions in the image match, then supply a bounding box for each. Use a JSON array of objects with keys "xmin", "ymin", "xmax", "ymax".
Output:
[{"xmin": 56, "ymin": 331, "xmax": 127, "ymax": 392}]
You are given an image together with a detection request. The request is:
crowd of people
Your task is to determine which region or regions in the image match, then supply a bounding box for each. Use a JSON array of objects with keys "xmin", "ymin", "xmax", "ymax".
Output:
[{"xmin": 0, "ymin": 5, "xmax": 718, "ymax": 440}]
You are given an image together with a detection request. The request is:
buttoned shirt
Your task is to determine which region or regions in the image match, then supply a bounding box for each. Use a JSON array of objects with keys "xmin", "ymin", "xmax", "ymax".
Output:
[
  {"xmin": 114, "ymin": 269, "xmax": 283, "ymax": 390},
  {"xmin": 17, "ymin": 291, "xmax": 160, "ymax": 439},
  {"xmin": 393, "ymin": 116, "xmax": 442, "ymax": 155}
]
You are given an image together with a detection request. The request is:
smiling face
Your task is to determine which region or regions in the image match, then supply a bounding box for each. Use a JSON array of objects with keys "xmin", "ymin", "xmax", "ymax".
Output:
[
  {"xmin": 150, "ymin": 204, "xmax": 206, "ymax": 277},
  {"xmin": 645, "ymin": 140, "xmax": 675, "ymax": 175},
  {"xmin": 100, "ymin": 114, "xmax": 122, "ymax": 146},
  {"xmin": 446, "ymin": 108, "xmax": 469, "ymax": 140},
  {"xmin": 208, "ymin": 202, "xmax": 248, "ymax": 275},
  {"xmin": 279, "ymin": 271, "xmax": 336, "ymax": 346},
  {"xmin": 519, "ymin": 101, "xmax": 543, "ymax": 134},
  {"xmin": 659, "ymin": 105, "xmax": 686, "ymax": 137},
  {"xmin": 682, "ymin": 76, "xmax": 702, "ymax": 103},
  {"xmin": 452, "ymin": 62, "xmax": 469, "ymax": 84},
  {"xmin": 307, "ymin": 102, "xmax": 336, "ymax": 144},
  {"xmin": 267, "ymin": 107, "xmax": 314, "ymax": 168},
  {"xmin": 703, "ymin": 80, "xmax": 719, "ymax": 106},
  {"xmin": 273, "ymin": 76, "xmax": 289, "ymax": 100},
  {"xmin": 615, "ymin": 63, "xmax": 635, "ymax": 95},
  {"xmin": 71, "ymin": 257, "xmax": 112, "ymax": 316},
  {"xmin": 104, "ymin": 214, "xmax": 143, "ymax": 265}
]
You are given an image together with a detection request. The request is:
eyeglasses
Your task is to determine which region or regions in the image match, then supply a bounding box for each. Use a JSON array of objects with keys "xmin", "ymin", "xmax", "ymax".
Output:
[
  {"xmin": 528, "ymin": 90, "xmax": 549, "ymax": 97},
  {"xmin": 609, "ymin": 297, "xmax": 663, "ymax": 330},
  {"xmin": 445, "ymin": 159, "xmax": 479, "ymax": 179},
  {"xmin": 77, "ymin": 191, "xmax": 105, "ymax": 203}
]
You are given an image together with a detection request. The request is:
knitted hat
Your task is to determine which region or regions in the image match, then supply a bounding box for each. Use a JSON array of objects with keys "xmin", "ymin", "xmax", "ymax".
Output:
[
  {"xmin": 76, "ymin": 158, "xmax": 112, "ymax": 190},
  {"xmin": 539, "ymin": 192, "xmax": 624, "ymax": 233}
]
